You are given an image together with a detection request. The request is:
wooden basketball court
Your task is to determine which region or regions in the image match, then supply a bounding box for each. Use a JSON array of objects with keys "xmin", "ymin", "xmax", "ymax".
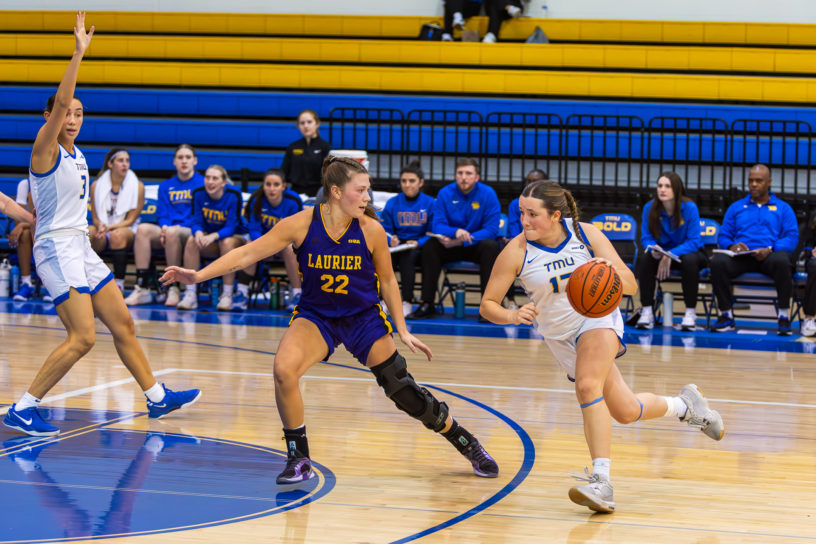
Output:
[{"xmin": 1, "ymin": 305, "xmax": 814, "ymax": 543}]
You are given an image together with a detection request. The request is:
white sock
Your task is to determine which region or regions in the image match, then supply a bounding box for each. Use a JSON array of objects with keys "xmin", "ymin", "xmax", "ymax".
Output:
[
  {"xmin": 16, "ymin": 392, "xmax": 41, "ymax": 411},
  {"xmin": 592, "ymin": 457, "xmax": 611, "ymax": 479},
  {"xmin": 223, "ymin": 284, "xmax": 234, "ymax": 297},
  {"xmin": 185, "ymin": 284, "xmax": 197, "ymax": 295},
  {"xmin": 640, "ymin": 306, "xmax": 653, "ymax": 318},
  {"xmin": 21, "ymin": 275, "xmax": 31, "ymax": 286},
  {"xmin": 684, "ymin": 308, "xmax": 696, "ymax": 318},
  {"xmin": 722, "ymin": 309, "xmax": 733, "ymax": 318},
  {"xmin": 144, "ymin": 382, "xmax": 165, "ymax": 403},
  {"xmin": 237, "ymin": 283, "xmax": 249, "ymax": 296},
  {"xmin": 778, "ymin": 309, "xmax": 788, "ymax": 319},
  {"xmin": 663, "ymin": 396, "xmax": 688, "ymax": 419}
]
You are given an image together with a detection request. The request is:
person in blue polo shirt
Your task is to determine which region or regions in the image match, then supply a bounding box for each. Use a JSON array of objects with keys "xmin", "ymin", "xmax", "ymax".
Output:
[
  {"xmin": 709, "ymin": 164, "xmax": 798, "ymax": 335},
  {"xmin": 635, "ymin": 172, "xmax": 707, "ymax": 331},
  {"xmin": 381, "ymin": 161, "xmax": 435, "ymax": 316},
  {"xmin": 407, "ymin": 158, "xmax": 501, "ymax": 320}
]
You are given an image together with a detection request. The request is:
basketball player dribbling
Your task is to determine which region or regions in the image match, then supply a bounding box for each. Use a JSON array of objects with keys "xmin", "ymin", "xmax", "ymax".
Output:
[{"xmin": 480, "ymin": 180, "xmax": 724, "ymax": 513}]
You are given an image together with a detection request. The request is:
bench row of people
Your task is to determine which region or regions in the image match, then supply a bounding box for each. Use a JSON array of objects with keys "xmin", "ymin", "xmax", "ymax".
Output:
[{"xmin": 5, "ymin": 147, "xmax": 815, "ymax": 335}]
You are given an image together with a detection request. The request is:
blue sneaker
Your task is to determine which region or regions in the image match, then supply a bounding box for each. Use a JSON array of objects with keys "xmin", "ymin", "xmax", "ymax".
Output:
[
  {"xmin": 13, "ymin": 283, "xmax": 35, "ymax": 302},
  {"xmin": 3, "ymin": 404, "xmax": 60, "ymax": 436},
  {"xmin": 41, "ymin": 289, "xmax": 53, "ymax": 303},
  {"xmin": 285, "ymin": 291, "xmax": 301, "ymax": 312},
  {"xmin": 710, "ymin": 315, "xmax": 736, "ymax": 332},
  {"xmin": 231, "ymin": 290, "xmax": 248, "ymax": 312},
  {"xmin": 146, "ymin": 384, "xmax": 202, "ymax": 419}
]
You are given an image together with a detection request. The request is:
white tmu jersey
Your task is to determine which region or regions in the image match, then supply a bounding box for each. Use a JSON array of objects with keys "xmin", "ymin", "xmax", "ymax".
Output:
[
  {"xmin": 517, "ymin": 220, "xmax": 599, "ymax": 340},
  {"xmin": 29, "ymin": 143, "xmax": 90, "ymax": 239}
]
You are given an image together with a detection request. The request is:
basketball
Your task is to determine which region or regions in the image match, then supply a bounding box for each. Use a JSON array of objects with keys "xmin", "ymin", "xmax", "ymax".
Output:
[{"xmin": 566, "ymin": 261, "xmax": 623, "ymax": 318}]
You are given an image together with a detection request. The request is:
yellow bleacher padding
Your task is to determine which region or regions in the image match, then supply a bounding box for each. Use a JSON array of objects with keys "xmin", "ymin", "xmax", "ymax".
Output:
[
  {"xmin": 9, "ymin": 34, "xmax": 816, "ymax": 76},
  {"xmin": 5, "ymin": 56, "xmax": 816, "ymax": 103},
  {"xmin": 6, "ymin": 11, "xmax": 816, "ymax": 46}
]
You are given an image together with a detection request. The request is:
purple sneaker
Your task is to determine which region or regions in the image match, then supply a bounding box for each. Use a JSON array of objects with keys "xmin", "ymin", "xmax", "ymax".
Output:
[
  {"xmin": 276, "ymin": 453, "xmax": 315, "ymax": 484},
  {"xmin": 462, "ymin": 440, "xmax": 498, "ymax": 478}
]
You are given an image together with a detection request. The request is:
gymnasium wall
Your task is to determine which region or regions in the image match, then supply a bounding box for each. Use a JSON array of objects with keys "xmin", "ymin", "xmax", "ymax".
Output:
[{"xmin": 1, "ymin": 0, "xmax": 815, "ymax": 22}]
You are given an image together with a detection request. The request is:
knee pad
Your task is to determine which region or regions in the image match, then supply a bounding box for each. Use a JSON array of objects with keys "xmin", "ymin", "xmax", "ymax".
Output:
[{"xmin": 371, "ymin": 352, "xmax": 449, "ymax": 432}]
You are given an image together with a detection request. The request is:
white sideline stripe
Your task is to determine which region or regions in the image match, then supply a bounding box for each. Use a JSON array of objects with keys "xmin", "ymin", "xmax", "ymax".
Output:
[
  {"xmin": 4, "ymin": 367, "xmax": 814, "ymax": 413},
  {"xmin": 177, "ymin": 368, "xmax": 816, "ymax": 410},
  {"xmin": 0, "ymin": 368, "xmax": 177, "ymax": 416}
]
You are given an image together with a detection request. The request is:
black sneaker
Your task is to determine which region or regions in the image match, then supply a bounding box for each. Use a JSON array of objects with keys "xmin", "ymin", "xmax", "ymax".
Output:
[
  {"xmin": 777, "ymin": 316, "xmax": 793, "ymax": 336},
  {"xmin": 462, "ymin": 441, "xmax": 498, "ymax": 478},
  {"xmin": 276, "ymin": 453, "xmax": 315, "ymax": 485},
  {"xmin": 406, "ymin": 302, "xmax": 436, "ymax": 320},
  {"xmin": 710, "ymin": 315, "xmax": 736, "ymax": 332}
]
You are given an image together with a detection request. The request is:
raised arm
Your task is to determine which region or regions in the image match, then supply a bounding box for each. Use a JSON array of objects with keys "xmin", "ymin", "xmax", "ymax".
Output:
[{"xmin": 31, "ymin": 12, "xmax": 94, "ymax": 174}]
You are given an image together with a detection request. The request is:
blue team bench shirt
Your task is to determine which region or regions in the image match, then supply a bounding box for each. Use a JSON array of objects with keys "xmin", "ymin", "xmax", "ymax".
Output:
[
  {"xmin": 640, "ymin": 200, "xmax": 703, "ymax": 257},
  {"xmin": 157, "ymin": 172, "xmax": 205, "ymax": 228},
  {"xmin": 381, "ymin": 192, "xmax": 435, "ymax": 247},
  {"xmin": 431, "ymin": 182, "xmax": 501, "ymax": 246},
  {"xmin": 718, "ymin": 193, "xmax": 798, "ymax": 253},
  {"xmin": 190, "ymin": 186, "xmax": 247, "ymax": 239},
  {"xmin": 507, "ymin": 197, "xmax": 522, "ymax": 238},
  {"xmin": 246, "ymin": 190, "xmax": 303, "ymax": 241}
]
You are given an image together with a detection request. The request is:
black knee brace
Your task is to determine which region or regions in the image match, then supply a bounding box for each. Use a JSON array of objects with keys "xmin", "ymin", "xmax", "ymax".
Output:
[{"xmin": 371, "ymin": 351, "xmax": 449, "ymax": 432}]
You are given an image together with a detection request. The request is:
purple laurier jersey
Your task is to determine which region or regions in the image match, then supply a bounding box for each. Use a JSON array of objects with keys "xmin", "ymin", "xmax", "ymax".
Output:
[{"xmin": 296, "ymin": 206, "xmax": 380, "ymax": 318}]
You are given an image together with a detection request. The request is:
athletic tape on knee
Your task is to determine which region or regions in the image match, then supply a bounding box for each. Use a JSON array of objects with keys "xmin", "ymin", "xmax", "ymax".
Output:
[
  {"xmin": 371, "ymin": 351, "xmax": 449, "ymax": 431},
  {"xmin": 580, "ymin": 396, "xmax": 604, "ymax": 409}
]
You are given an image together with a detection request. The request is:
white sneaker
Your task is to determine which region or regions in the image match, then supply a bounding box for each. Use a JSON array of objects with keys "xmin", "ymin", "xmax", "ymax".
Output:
[
  {"xmin": 681, "ymin": 308, "xmax": 697, "ymax": 331},
  {"xmin": 216, "ymin": 292, "xmax": 233, "ymax": 311},
  {"xmin": 176, "ymin": 291, "xmax": 198, "ymax": 310},
  {"xmin": 506, "ymin": 4, "xmax": 522, "ymax": 17},
  {"xmin": 124, "ymin": 285, "xmax": 153, "ymax": 306},
  {"xmin": 569, "ymin": 469, "xmax": 615, "ymax": 513},
  {"xmin": 679, "ymin": 384, "xmax": 725, "ymax": 441},
  {"xmin": 635, "ymin": 307, "xmax": 654, "ymax": 329},
  {"xmin": 452, "ymin": 11, "xmax": 465, "ymax": 30},
  {"xmin": 402, "ymin": 301, "xmax": 412, "ymax": 317},
  {"xmin": 801, "ymin": 318, "xmax": 816, "ymax": 337},
  {"xmin": 482, "ymin": 32, "xmax": 497, "ymax": 43},
  {"xmin": 165, "ymin": 285, "xmax": 181, "ymax": 307},
  {"xmin": 441, "ymin": 32, "xmax": 453, "ymax": 41}
]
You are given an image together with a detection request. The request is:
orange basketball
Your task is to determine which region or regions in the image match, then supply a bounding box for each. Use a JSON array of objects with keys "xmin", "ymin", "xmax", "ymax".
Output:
[{"xmin": 566, "ymin": 262, "xmax": 623, "ymax": 318}]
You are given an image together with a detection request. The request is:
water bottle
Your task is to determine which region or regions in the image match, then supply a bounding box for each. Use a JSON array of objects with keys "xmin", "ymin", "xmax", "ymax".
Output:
[
  {"xmin": 0, "ymin": 259, "xmax": 10, "ymax": 298},
  {"xmin": 10, "ymin": 264, "xmax": 20, "ymax": 294},
  {"xmin": 210, "ymin": 278, "xmax": 221, "ymax": 306},
  {"xmin": 455, "ymin": 282, "xmax": 466, "ymax": 319},
  {"xmin": 270, "ymin": 278, "xmax": 279, "ymax": 310},
  {"xmin": 662, "ymin": 291, "xmax": 674, "ymax": 328}
]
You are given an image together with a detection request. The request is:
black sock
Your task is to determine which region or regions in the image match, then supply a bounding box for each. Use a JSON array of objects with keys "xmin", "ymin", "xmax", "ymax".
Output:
[
  {"xmin": 283, "ymin": 426, "xmax": 309, "ymax": 458},
  {"xmin": 441, "ymin": 420, "xmax": 475, "ymax": 453},
  {"xmin": 136, "ymin": 268, "xmax": 150, "ymax": 288},
  {"xmin": 110, "ymin": 249, "xmax": 128, "ymax": 281}
]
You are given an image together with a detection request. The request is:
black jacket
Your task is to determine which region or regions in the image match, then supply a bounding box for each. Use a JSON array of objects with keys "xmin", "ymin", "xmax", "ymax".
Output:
[{"xmin": 281, "ymin": 135, "xmax": 331, "ymax": 196}]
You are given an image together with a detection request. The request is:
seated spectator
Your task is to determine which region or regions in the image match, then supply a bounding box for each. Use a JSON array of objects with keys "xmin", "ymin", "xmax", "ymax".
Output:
[
  {"xmin": 125, "ymin": 144, "xmax": 205, "ymax": 307},
  {"xmin": 9, "ymin": 178, "xmax": 42, "ymax": 301},
  {"xmin": 89, "ymin": 148, "xmax": 145, "ymax": 293},
  {"xmin": 0, "ymin": 191, "xmax": 35, "ymax": 236},
  {"xmin": 441, "ymin": 0, "xmax": 483, "ymax": 41},
  {"xmin": 176, "ymin": 165, "xmax": 247, "ymax": 311},
  {"xmin": 482, "ymin": 0, "xmax": 523, "ymax": 43},
  {"xmin": 281, "ymin": 109, "xmax": 331, "ymax": 197},
  {"xmin": 506, "ymin": 168, "xmax": 548, "ymax": 241},
  {"xmin": 381, "ymin": 161, "xmax": 435, "ymax": 316},
  {"xmin": 407, "ymin": 158, "xmax": 501, "ymax": 320},
  {"xmin": 798, "ymin": 212, "xmax": 816, "ymax": 337},
  {"xmin": 237, "ymin": 168, "xmax": 303, "ymax": 312},
  {"xmin": 709, "ymin": 164, "xmax": 798, "ymax": 335},
  {"xmin": 635, "ymin": 172, "xmax": 707, "ymax": 331}
]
